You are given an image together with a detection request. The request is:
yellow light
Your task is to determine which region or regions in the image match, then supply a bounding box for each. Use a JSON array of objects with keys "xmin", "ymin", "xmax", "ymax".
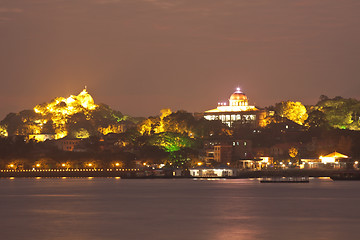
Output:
[
  {"xmin": 197, "ymin": 162, "xmax": 202, "ymax": 166},
  {"xmin": 115, "ymin": 163, "xmax": 120, "ymax": 166},
  {"xmin": 62, "ymin": 163, "xmax": 66, "ymax": 167},
  {"xmin": 32, "ymin": 88, "xmax": 98, "ymax": 139},
  {"xmin": 227, "ymin": 162, "xmax": 230, "ymax": 166},
  {"xmin": 9, "ymin": 164, "xmax": 14, "ymax": 168},
  {"xmin": 355, "ymin": 161, "xmax": 359, "ymax": 164},
  {"xmin": 88, "ymin": 163, "xmax": 92, "ymax": 167},
  {"xmin": 115, "ymin": 177, "xmax": 121, "ymax": 179},
  {"xmin": 36, "ymin": 164, "xmax": 40, "ymax": 167},
  {"xmin": 143, "ymin": 162, "xmax": 147, "ymax": 166}
]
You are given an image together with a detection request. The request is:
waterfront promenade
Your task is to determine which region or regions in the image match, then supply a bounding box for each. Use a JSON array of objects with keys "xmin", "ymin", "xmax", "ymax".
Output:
[{"xmin": 0, "ymin": 168, "xmax": 344, "ymax": 178}]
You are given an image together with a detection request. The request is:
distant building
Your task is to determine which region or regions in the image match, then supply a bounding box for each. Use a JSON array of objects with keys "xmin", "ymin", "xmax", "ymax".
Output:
[
  {"xmin": 232, "ymin": 139, "xmax": 252, "ymax": 159},
  {"xmin": 28, "ymin": 134, "xmax": 55, "ymax": 142},
  {"xmin": 204, "ymin": 88, "xmax": 267, "ymax": 127},
  {"xmin": 56, "ymin": 137, "xmax": 85, "ymax": 152},
  {"xmin": 202, "ymin": 139, "xmax": 253, "ymax": 164},
  {"xmin": 237, "ymin": 157, "xmax": 272, "ymax": 170},
  {"xmin": 300, "ymin": 152, "xmax": 352, "ymax": 169},
  {"xmin": 214, "ymin": 145, "xmax": 232, "ymax": 163},
  {"xmin": 190, "ymin": 166, "xmax": 234, "ymax": 177}
]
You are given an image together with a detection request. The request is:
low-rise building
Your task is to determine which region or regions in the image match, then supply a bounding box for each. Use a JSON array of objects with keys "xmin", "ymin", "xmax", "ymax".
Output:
[
  {"xmin": 55, "ymin": 137, "xmax": 86, "ymax": 152},
  {"xmin": 190, "ymin": 166, "xmax": 234, "ymax": 177},
  {"xmin": 214, "ymin": 145, "xmax": 232, "ymax": 163},
  {"xmin": 300, "ymin": 152, "xmax": 351, "ymax": 169}
]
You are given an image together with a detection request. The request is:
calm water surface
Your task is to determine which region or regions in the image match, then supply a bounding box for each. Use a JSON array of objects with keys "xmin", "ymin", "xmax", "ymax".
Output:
[{"xmin": 0, "ymin": 178, "xmax": 359, "ymax": 240}]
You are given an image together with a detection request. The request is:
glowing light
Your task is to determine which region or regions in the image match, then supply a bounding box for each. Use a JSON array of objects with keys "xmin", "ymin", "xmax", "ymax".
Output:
[
  {"xmin": 0, "ymin": 125, "xmax": 8, "ymax": 137},
  {"xmin": 88, "ymin": 163, "xmax": 93, "ymax": 167},
  {"xmin": 115, "ymin": 163, "xmax": 120, "ymax": 167},
  {"xmin": 98, "ymin": 125, "xmax": 123, "ymax": 135},
  {"xmin": 227, "ymin": 162, "xmax": 230, "ymax": 166},
  {"xmin": 9, "ymin": 164, "xmax": 14, "ymax": 168},
  {"xmin": 197, "ymin": 162, "xmax": 203, "ymax": 166},
  {"xmin": 33, "ymin": 88, "xmax": 98, "ymax": 139},
  {"xmin": 36, "ymin": 164, "xmax": 40, "ymax": 167},
  {"xmin": 143, "ymin": 163, "xmax": 147, "ymax": 166}
]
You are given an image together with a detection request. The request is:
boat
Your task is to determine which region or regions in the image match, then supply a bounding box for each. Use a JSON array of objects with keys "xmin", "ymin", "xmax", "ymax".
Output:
[
  {"xmin": 330, "ymin": 171, "xmax": 360, "ymax": 181},
  {"xmin": 260, "ymin": 176, "xmax": 309, "ymax": 183}
]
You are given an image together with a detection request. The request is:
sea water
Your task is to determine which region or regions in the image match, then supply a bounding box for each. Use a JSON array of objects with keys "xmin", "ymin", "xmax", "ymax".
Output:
[{"xmin": 0, "ymin": 178, "xmax": 359, "ymax": 240}]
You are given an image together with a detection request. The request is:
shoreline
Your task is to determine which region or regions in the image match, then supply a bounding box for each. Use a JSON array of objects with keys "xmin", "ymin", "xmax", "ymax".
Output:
[{"xmin": 0, "ymin": 169, "xmax": 348, "ymax": 178}]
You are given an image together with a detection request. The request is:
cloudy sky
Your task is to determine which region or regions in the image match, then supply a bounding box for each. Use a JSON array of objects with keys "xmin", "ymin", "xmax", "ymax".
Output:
[{"xmin": 0, "ymin": 0, "xmax": 359, "ymax": 118}]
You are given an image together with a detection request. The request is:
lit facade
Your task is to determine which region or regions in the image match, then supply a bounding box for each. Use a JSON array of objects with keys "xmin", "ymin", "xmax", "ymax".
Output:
[
  {"xmin": 190, "ymin": 167, "xmax": 234, "ymax": 177},
  {"xmin": 204, "ymin": 88, "xmax": 267, "ymax": 127}
]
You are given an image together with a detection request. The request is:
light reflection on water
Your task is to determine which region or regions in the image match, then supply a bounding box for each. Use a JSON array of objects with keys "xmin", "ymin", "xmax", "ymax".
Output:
[{"xmin": 0, "ymin": 178, "xmax": 359, "ymax": 240}]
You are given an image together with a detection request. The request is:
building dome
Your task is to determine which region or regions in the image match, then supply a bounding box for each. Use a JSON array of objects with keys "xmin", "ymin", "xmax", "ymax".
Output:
[{"xmin": 230, "ymin": 88, "xmax": 247, "ymax": 101}]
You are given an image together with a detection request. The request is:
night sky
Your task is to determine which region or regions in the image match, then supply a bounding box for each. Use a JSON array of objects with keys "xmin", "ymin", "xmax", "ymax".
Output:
[{"xmin": 1, "ymin": 0, "xmax": 359, "ymax": 119}]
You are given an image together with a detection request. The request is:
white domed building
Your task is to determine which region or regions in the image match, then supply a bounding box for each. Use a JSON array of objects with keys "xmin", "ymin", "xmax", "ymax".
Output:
[{"xmin": 204, "ymin": 88, "xmax": 267, "ymax": 127}]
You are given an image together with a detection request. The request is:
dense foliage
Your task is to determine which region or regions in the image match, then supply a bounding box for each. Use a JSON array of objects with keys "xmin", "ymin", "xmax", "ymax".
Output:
[
  {"xmin": 1, "ymin": 93, "xmax": 360, "ymax": 169},
  {"xmin": 0, "ymin": 89, "xmax": 133, "ymax": 139}
]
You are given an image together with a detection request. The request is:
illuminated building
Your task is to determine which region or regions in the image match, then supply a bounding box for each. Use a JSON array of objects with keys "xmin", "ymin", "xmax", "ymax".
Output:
[
  {"xmin": 189, "ymin": 167, "xmax": 234, "ymax": 177},
  {"xmin": 204, "ymin": 88, "xmax": 267, "ymax": 127},
  {"xmin": 300, "ymin": 151, "xmax": 350, "ymax": 169}
]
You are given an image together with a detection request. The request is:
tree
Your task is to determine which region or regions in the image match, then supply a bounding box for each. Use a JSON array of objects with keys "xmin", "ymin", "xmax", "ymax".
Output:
[
  {"xmin": 275, "ymin": 101, "xmax": 308, "ymax": 125},
  {"xmin": 305, "ymin": 109, "xmax": 328, "ymax": 129},
  {"xmin": 316, "ymin": 96, "xmax": 360, "ymax": 130},
  {"xmin": 162, "ymin": 111, "xmax": 195, "ymax": 136},
  {"xmin": 288, "ymin": 147, "xmax": 298, "ymax": 158},
  {"xmin": 0, "ymin": 124, "xmax": 8, "ymax": 137}
]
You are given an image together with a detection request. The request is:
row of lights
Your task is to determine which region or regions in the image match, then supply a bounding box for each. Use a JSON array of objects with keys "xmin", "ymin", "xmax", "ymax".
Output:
[
  {"xmin": 9, "ymin": 176, "xmax": 123, "ymax": 180},
  {"xmin": 0, "ymin": 168, "xmax": 140, "ymax": 172},
  {"xmin": 8, "ymin": 162, "xmax": 124, "ymax": 168}
]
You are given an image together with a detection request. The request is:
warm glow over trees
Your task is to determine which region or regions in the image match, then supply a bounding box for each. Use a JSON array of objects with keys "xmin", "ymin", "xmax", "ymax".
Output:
[
  {"xmin": 0, "ymin": 124, "xmax": 8, "ymax": 137},
  {"xmin": 139, "ymin": 109, "xmax": 172, "ymax": 135},
  {"xmin": 288, "ymin": 147, "xmax": 298, "ymax": 158},
  {"xmin": 0, "ymin": 88, "xmax": 131, "ymax": 139},
  {"xmin": 276, "ymin": 101, "xmax": 308, "ymax": 125}
]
